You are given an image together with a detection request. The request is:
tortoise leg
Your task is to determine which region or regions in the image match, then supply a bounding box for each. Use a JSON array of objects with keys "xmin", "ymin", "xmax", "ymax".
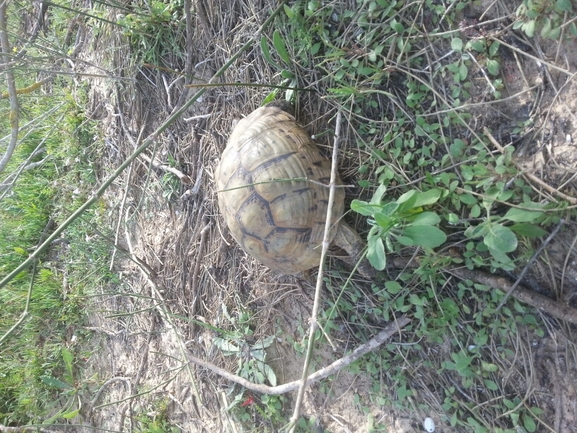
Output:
[{"xmin": 333, "ymin": 222, "xmax": 376, "ymax": 279}]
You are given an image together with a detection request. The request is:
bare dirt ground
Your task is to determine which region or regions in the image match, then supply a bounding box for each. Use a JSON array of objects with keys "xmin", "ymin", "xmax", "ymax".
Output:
[{"xmin": 62, "ymin": 0, "xmax": 577, "ymax": 432}]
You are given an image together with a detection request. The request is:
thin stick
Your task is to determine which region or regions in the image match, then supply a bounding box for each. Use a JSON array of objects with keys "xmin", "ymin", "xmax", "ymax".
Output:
[
  {"xmin": 0, "ymin": 2, "xmax": 20, "ymax": 174},
  {"xmin": 288, "ymin": 111, "xmax": 342, "ymax": 430},
  {"xmin": 187, "ymin": 316, "xmax": 410, "ymax": 396}
]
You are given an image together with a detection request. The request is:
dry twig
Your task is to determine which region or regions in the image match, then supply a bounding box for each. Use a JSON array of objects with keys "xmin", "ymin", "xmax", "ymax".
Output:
[{"xmin": 187, "ymin": 315, "xmax": 410, "ymax": 396}]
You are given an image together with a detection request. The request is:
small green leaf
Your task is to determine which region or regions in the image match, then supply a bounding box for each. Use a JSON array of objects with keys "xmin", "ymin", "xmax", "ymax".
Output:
[
  {"xmin": 451, "ymin": 38, "xmax": 463, "ymax": 52},
  {"xmin": 390, "ymin": 19, "xmax": 404, "ymax": 33},
  {"xmin": 510, "ymin": 223, "xmax": 547, "ymax": 237},
  {"xmin": 459, "ymin": 193, "xmax": 477, "ymax": 205},
  {"xmin": 483, "ymin": 379, "xmax": 499, "ymax": 391},
  {"xmin": 487, "ymin": 59, "xmax": 499, "ymax": 75},
  {"xmin": 469, "ymin": 39, "xmax": 485, "ymax": 52},
  {"xmin": 481, "ymin": 361, "xmax": 499, "ymax": 372},
  {"xmin": 14, "ymin": 246, "xmax": 27, "ymax": 255},
  {"xmin": 458, "ymin": 63, "xmax": 468, "ymax": 81},
  {"xmin": 488, "ymin": 40, "xmax": 500, "ymax": 57},
  {"xmin": 368, "ymin": 236, "xmax": 386, "ymax": 270},
  {"xmin": 446, "ymin": 213, "xmax": 459, "ymax": 224},
  {"xmin": 540, "ymin": 17, "xmax": 553, "ymax": 38},
  {"xmin": 402, "ymin": 225, "xmax": 447, "ymax": 248},
  {"xmin": 523, "ymin": 414, "xmax": 537, "ymax": 432},
  {"xmin": 273, "ymin": 30, "xmax": 291, "ymax": 65},
  {"xmin": 484, "ymin": 223, "xmax": 517, "ymax": 252},
  {"xmin": 283, "ymin": 4, "xmax": 294, "ymax": 18},
  {"xmin": 522, "ymin": 20, "xmax": 536, "ymax": 37},
  {"xmin": 385, "ymin": 281, "xmax": 403, "ymax": 294}
]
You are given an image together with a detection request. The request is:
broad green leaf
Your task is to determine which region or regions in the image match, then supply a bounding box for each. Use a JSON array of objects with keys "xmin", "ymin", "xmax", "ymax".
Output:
[
  {"xmin": 368, "ymin": 236, "xmax": 386, "ymax": 270},
  {"xmin": 503, "ymin": 207, "xmax": 543, "ymax": 222},
  {"xmin": 395, "ymin": 235, "xmax": 415, "ymax": 246},
  {"xmin": 256, "ymin": 335, "xmax": 276, "ymax": 349},
  {"xmin": 412, "ymin": 211, "xmax": 441, "ymax": 226},
  {"xmin": 273, "ymin": 30, "xmax": 291, "ymax": 64},
  {"xmin": 396, "ymin": 385, "xmax": 412, "ymax": 400},
  {"xmin": 396, "ymin": 190, "xmax": 418, "ymax": 212},
  {"xmin": 62, "ymin": 347, "xmax": 74, "ymax": 377},
  {"xmin": 556, "ymin": 0, "xmax": 573, "ymax": 12},
  {"xmin": 413, "ymin": 188, "xmax": 442, "ymax": 207},
  {"xmin": 403, "ymin": 225, "xmax": 446, "ymax": 248},
  {"xmin": 351, "ymin": 199, "xmax": 379, "ymax": 216},
  {"xmin": 483, "ymin": 223, "xmax": 517, "ymax": 252},
  {"xmin": 370, "ymin": 183, "xmax": 388, "ymax": 205},
  {"xmin": 510, "ymin": 223, "xmax": 547, "ymax": 237},
  {"xmin": 459, "ymin": 193, "xmax": 477, "ymax": 205}
]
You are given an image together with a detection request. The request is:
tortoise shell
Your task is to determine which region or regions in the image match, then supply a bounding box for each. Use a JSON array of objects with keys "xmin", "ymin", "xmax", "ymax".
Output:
[{"xmin": 215, "ymin": 105, "xmax": 345, "ymax": 274}]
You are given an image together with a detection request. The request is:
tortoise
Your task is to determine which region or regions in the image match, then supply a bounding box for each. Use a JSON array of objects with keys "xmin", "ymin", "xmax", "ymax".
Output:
[{"xmin": 215, "ymin": 105, "xmax": 373, "ymax": 277}]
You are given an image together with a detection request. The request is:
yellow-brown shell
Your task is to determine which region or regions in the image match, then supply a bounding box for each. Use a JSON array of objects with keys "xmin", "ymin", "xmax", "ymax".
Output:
[{"xmin": 215, "ymin": 105, "xmax": 345, "ymax": 274}]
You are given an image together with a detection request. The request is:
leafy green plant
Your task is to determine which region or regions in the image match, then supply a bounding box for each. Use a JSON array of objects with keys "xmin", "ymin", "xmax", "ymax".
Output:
[
  {"xmin": 117, "ymin": 0, "xmax": 186, "ymax": 64},
  {"xmin": 514, "ymin": 0, "xmax": 577, "ymax": 39},
  {"xmin": 37, "ymin": 347, "xmax": 87, "ymax": 424},
  {"xmin": 351, "ymin": 185, "xmax": 447, "ymax": 270}
]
